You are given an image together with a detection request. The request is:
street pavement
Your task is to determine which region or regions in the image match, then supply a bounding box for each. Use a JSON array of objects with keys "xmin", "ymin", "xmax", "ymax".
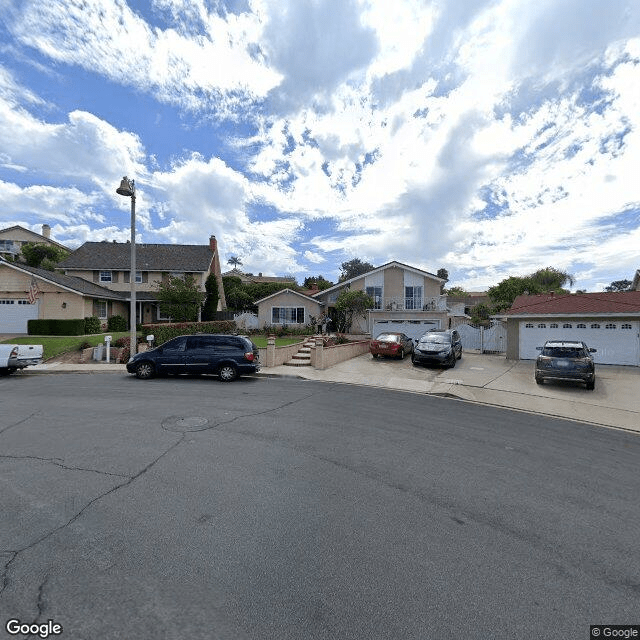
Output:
[{"xmin": 15, "ymin": 348, "xmax": 640, "ymax": 434}]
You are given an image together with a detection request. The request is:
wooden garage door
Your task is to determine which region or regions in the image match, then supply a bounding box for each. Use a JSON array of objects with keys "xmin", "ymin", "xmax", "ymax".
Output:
[
  {"xmin": 0, "ymin": 299, "xmax": 40, "ymax": 333},
  {"xmin": 519, "ymin": 321, "xmax": 640, "ymax": 366}
]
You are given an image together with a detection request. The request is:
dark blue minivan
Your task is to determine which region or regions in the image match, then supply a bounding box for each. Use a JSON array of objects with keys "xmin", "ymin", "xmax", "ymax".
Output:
[{"xmin": 126, "ymin": 334, "xmax": 260, "ymax": 381}]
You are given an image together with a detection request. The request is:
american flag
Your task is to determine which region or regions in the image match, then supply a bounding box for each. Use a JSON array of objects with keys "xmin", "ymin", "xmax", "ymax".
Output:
[{"xmin": 28, "ymin": 277, "xmax": 39, "ymax": 304}]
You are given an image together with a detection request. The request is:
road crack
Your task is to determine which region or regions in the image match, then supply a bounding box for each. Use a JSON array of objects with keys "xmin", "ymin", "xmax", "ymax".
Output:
[
  {"xmin": 0, "ymin": 455, "xmax": 130, "ymax": 478},
  {"xmin": 0, "ymin": 412, "xmax": 39, "ymax": 436}
]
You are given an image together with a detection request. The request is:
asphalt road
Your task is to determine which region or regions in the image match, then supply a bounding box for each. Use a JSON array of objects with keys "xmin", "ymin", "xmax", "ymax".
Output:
[{"xmin": 1, "ymin": 373, "xmax": 639, "ymax": 640}]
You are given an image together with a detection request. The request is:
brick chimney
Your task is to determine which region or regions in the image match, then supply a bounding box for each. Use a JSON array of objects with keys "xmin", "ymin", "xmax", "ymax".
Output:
[
  {"xmin": 42, "ymin": 224, "xmax": 51, "ymax": 239},
  {"xmin": 209, "ymin": 235, "xmax": 217, "ymax": 252}
]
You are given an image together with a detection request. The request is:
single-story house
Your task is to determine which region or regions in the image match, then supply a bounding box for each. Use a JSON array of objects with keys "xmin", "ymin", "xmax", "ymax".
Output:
[
  {"xmin": 223, "ymin": 267, "xmax": 297, "ymax": 286},
  {"xmin": 0, "ymin": 258, "xmax": 128, "ymax": 332},
  {"xmin": 498, "ymin": 291, "xmax": 640, "ymax": 366},
  {"xmin": 255, "ymin": 288, "xmax": 323, "ymax": 329}
]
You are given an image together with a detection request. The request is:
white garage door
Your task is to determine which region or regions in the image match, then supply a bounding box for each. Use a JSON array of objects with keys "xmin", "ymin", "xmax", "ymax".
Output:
[
  {"xmin": 0, "ymin": 299, "xmax": 39, "ymax": 333},
  {"xmin": 519, "ymin": 320, "xmax": 640, "ymax": 366},
  {"xmin": 373, "ymin": 319, "xmax": 440, "ymax": 342}
]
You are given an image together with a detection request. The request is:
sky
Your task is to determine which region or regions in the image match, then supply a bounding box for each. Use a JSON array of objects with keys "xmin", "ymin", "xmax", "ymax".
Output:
[{"xmin": 0, "ymin": 0, "xmax": 639, "ymax": 292}]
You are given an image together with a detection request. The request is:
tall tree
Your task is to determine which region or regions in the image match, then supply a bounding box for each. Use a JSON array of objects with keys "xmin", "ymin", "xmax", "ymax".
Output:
[
  {"xmin": 303, "ymin": 275, "xmax": 334, "ymax": 291},
  {"xmin": 21, "ymin": 242, "xmax": 69, "ymax": 270},
  {"xmin": 334, "ymin": 289, "xmax": 374, "ymax": 332},
  {"xmin": 155, "ymin": 275, "xmax": 205, "ymax": 322},
  {"xmin": 488, "ymin": 266, "xmax": 575, "ymax": 311},
  {"xmin": 437, "ymin": 268, "xmax": 449, "ymax": 294},
  {"xmin": 201, "ymin": 273, "xmax": 220, "ymax": 321},
  {"xmin": 339, "ymin": 258, "xmax": 375, "ymax": 282},
  {"xmin": 227, "ymin": 256, "xmax": 243, "ymax": 268},
  {"xmin": 604, "ymin": 279, "xmax": 632, "ymax": 292}
]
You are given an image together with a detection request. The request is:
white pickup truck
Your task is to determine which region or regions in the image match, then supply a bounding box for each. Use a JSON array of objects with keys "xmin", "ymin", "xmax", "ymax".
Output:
[{"xmin": 0, "ymin": 344, "xmax": 44, "ymax": 375}]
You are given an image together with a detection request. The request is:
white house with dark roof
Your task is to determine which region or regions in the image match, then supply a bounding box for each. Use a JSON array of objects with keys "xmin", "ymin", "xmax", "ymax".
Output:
[{"xmin": 499, "ymin": 291, "xmax": 640, "ymax": 366}]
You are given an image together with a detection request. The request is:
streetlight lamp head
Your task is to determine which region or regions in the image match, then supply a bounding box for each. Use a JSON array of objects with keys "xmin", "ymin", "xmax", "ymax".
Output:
[{"xmin": 116, "ymin": 176, "xmax": 135, "ymax": 197}]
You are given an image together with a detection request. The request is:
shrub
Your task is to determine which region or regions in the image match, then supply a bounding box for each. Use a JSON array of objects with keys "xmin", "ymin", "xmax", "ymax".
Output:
[
  {"xmin": 142, "ymin": 320, "xmax": 237, "ymax": 346},
  {"xmin": 28, "ymin": 319, "xmax": 85, "ymax": 335},
  {"xmin": 84, "ymin": 316, "xmax": 102, "ymax": 334},
  {"xmin": 79, "ymin": 341, "xmax": 92, "ymax": 350},
  {"xmin": 107, "ymin": 315, "xmax": 128, "ymax": 332}
]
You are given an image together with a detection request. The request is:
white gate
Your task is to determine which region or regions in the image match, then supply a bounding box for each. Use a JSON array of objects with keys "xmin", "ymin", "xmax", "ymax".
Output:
[{"xmin": 456, "ymin": 322, "xmax": 507, "ymax": 353}]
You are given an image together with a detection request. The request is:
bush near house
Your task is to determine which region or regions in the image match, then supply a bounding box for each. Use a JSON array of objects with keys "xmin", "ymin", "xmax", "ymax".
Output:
[
  {"xmin": 28, "ymin": 319, "xmax": 86, "ymax": 335},
  {"xmin": 84, "ymin": 316, "xmax": 102, "ymax": 334},
  {"xmin": 107, "ymin": 315, "xmax": 128, "ymax": 331}
]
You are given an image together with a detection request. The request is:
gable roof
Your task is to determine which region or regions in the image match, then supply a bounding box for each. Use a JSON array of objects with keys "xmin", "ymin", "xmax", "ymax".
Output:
[
  {"xmin": 503, "ymin": 291, "xmax": 640, "ymax": 316},
  {"xmin": 255, "ymin": 288, "xmax": 322, "ymax": 305},
  {"xmin": 313, "ymin": 260, "xmax": 444, "ymax": 298},
  {"xmin": 59, "ymin": 241, "xmax": 214, "ymax": 272},
  {"xmin": 0, "ymin": 258, "xmax": 126, "ymax": 299},
  {"xmin": 0, "ymin": 224, "xmax": 69, "ymax": 251}
]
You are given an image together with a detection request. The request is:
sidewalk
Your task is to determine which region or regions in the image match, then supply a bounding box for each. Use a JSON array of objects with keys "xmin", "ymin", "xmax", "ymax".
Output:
[{"xmin": 17, "ymin": 352, "xmax": 640, "ymax": 434}]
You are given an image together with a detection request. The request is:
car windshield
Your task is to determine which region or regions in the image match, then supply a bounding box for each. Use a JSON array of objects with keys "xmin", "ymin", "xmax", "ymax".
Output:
[
  {"xmin": 542, "ymin": 346, "xmax": 587, "ymax": 358},
  {"xmin": 375, "ymin": 334, "xmax": 400, "ymax": 343},
  {"xmin": 420, "ymin": 335, "xmax": 448, "ymax": 344}
]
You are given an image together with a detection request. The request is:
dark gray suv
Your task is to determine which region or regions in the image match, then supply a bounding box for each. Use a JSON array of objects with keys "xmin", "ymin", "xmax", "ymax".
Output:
[
  {"xmin": 535, "ymin": 340, "xmax": 596, "ymax": 390},
  {"xmin": 412, "ymin": 329, "xmax": 462, "ymax": 368},
  {"xmin": 126, "ymin": 334, "xmax": 260, "ymax": 381}
]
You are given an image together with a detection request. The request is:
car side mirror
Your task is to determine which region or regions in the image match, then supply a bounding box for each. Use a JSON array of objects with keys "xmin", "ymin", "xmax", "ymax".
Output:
[
  {"xmin": 536, "ymin": 346, "xmax": 543, "ymax": 351},
  {"xmin": 589, "ymin": 348, "xmax": 597, "ymax": 352}
]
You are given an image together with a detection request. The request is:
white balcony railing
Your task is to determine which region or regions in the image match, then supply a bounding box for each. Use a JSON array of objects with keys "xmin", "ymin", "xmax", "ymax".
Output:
[{"xmin": 372, "ymin": 296, "xmax": 447, "ymax": 312}]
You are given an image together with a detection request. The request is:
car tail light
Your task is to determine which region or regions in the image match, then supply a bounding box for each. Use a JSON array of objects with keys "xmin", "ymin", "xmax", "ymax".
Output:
[
  {"xmin": 10, "ymin": 347, "xmax": 19, "ymax": 358},
  {"xmin": 244, "ymin": 352, "xmax": 255, "ymax": 362}
]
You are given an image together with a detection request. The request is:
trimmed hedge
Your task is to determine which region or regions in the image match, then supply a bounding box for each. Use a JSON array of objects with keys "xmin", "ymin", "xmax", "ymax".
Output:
[
  {"xmin": 28, "ymin": 318, "xmax": 86, "ymax": 335},
  {"xmin": 107, "ymin": 315, "xmax": 128, "ymax": 331},
  {"xmin": 142, "ymin": 320, "xmax": 237, "ymax": 346},
  {"xmin": 84, "ymin": 316, "xmax": 102, "ymax": 334}
]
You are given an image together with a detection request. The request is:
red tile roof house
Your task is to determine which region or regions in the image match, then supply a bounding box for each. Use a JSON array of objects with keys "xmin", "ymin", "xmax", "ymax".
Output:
[{"xmin": 498, "ymin": 291, "xmax": 640, "ymax": 366}]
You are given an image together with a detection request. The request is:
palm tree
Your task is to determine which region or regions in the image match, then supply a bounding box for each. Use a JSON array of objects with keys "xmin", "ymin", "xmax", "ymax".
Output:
[{"xmin": 227, "ymin": 256, "xmax": 243, "ymax": 268}]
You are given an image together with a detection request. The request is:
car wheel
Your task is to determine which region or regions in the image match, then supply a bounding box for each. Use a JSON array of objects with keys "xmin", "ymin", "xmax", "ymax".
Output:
[
  {"xmin": 399, "ymin": 348, "xmax": 405, "ymax": 360},
  {"xmin": 586, "ymin": 379, "xmax": 595, "ymax": 390},
  {"xmin": 218, "ymin": 364, "xmax": 238, "ymax": 382},
  {"xmin": 457, "ymin": 350, "xmax": 462, "ymax": 360},
  {"xmin": 448, "ymin": 353, "xmax": 456, "ymax": 368},
  {"xmin": 135, "ymin": 361, "xmax": 155, "ymax": 380},
  {"xmin": 535, "ymin": 375, "xmax": 543, "ymax": 385},
  {"xmin": 372, "ymin": 353, "xmax": 378, "ymax": 359}
]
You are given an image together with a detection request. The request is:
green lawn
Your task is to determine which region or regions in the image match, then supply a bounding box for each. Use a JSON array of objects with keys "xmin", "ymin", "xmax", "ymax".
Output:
[
  {"xmin": 250, "ymin": 335, "xmax": 309, "ymax": 348},
  {"xmin": 0, "ymin": 333, "xmax": 131, "ymax": 360}
]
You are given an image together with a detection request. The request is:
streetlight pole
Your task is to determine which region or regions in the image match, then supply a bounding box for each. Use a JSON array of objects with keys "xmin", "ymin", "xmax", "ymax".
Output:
[{"xmin": 116, "ymin": 176, "xmax": 137, "ymax": 357}]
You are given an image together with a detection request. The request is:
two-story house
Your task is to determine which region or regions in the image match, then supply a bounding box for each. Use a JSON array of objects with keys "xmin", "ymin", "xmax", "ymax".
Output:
[
  {"xmin": 0, "ymin": 224, "xmax": 69, "ymax": 260},
  {"xmin": 255, "ymin": 261, "xmax": 448, "ymax": 340},
  {"xmin": 58, "ymin": 235, "xmax": 226, "ymax": 325}
]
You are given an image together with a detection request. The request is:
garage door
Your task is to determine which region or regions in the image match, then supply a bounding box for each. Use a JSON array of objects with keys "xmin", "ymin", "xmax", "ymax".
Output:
[
  {"xmin": 519, "ymin": 321, "xmax": 640, "ymax": 366},
  {"xmin": 373, "ymin": 319, "xmax": 440, "ymax": 342},
  {"xmin": 0, "ymin": 299, "xmax": 39, "ymax": 333}
]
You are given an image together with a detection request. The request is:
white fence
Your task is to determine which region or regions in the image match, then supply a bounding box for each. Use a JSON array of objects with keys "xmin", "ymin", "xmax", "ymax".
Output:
[{"xmin": 456, "ymin": 322, "xmax": 507, "ymax": 353}]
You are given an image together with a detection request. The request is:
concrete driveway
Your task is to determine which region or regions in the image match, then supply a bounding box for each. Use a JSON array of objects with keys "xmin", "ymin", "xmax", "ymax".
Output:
[{"xmin": 268, "ymin": 351, "xmax": 640, "ymax": 433}]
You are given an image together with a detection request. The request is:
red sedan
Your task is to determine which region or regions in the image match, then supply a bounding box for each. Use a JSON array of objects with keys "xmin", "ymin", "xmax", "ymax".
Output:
[{"xmin": 370, "ymin": 332, "xmax": 414, "ymax": 360}]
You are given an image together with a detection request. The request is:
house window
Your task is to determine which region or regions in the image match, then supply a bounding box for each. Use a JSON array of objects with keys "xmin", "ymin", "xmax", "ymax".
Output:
[
  {"xmin": 537, "ymin": 323, "xmax": 546, "ymax": 328},
  {"xmin": 99, "ymin": 271, "xmax": 112, "ymax": 283},
  {"xmin": 621, "ymin": 323, "xmax": 632, "ymax": 329},
  {"xmin": 605, "ymin": 323, "xmax": 616, "ymax": 329},
  {"xmin": 405, "ymin": 286, "xmax": 423, "ymax": 310},
  {"xmin": 157, "ymin": 306, "xmax": 171, "ymax": 321},
  {"xmin": 366, "ymin": 286, "xmax": 383, "ymax": 309},
  {"xmin": 95, "ymin": 300, "xmax": 107, "ymax": 318},
  {"xmin": 525, "ymin": 323, "xmax": 534, "ymax": 328},
  {"xmin": 590, "ymin": 323, "xmax": 600, "ymax": 329},
  {"xmin": 272, "ymin": 307, "xmax": 305, "ymax": 324},
  {"xmin": 550, "ymin": 323, "xmax": 558, "ymax": 328},
  {"xmin": 563, "ymin": 323, "xmax": 572, "ymax": 328},
  {"xmin": 577, "ymin": 323, "xmax": 586, "ymax": 328}
]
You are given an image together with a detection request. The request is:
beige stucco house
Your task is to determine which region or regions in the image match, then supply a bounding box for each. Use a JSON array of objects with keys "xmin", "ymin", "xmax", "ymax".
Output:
[
  {"xmin": 0, "ymin": 258, "xmax": 128, "ymax": 333},
  {"xmin": 58, "ymin": 235, "xmax": 226, "ymax": 325},
  {"xmin": 0, "ymin": 224, "xmax": 69, "ymax": 260},
  {"xmin": 255, "ymin": 261, "xmax": 449, "ymax": 339}
]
